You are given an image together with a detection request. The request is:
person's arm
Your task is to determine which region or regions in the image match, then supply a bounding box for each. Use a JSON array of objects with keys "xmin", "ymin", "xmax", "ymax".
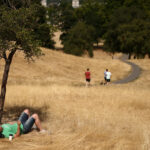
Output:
[{"xmin": 14, "ymin": 120, "xmax": 21, "ymax": 138}]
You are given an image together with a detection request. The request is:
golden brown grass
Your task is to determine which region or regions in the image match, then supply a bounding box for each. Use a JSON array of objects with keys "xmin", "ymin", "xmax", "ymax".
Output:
[
  {"xmin": 0, "ymin": 46, "xmax": 150, "ymax": 150},
  {"xmin": 0, "ymin": 48, "xmax": 130, "ymax": 86}
]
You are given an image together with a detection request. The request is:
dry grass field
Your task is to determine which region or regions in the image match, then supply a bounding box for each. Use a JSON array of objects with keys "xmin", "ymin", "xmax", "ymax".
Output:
[{"xmin": 0, "ymin": 42, "xmax": 150, "ymax": 150}]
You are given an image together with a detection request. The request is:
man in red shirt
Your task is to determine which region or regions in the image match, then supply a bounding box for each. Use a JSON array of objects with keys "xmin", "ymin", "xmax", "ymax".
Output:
[{"xmin": 85, "ymin": 68, "xmax": 91, "ymax": 87}]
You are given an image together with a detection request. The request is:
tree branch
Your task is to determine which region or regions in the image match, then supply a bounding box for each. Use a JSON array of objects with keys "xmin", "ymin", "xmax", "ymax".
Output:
[
  {"xmin": 7, "ymin": 0, "xmax": 16, "ymax": 10},
  {"xmin": 3, "ymin": 52, "xmax": 7, "ymax": 60},
  {"xmin": 8, "ymin": 49, "xmax": 16, "ymax": 61}
]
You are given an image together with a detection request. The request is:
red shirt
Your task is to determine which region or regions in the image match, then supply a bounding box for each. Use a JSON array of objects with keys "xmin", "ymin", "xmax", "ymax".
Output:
[{"xmin": 85, "ymin": 71, "xmax": 91, "ymax": 79}]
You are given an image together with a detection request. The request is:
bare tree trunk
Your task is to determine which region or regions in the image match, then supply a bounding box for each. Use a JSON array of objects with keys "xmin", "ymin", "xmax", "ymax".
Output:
[{"xmin": 0, "ymin": 49, "xmax": 16, "ymax": 123}]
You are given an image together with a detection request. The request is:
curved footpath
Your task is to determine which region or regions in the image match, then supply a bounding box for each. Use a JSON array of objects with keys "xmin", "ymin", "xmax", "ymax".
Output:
[{"xmin": 113, "ymin": 54, "xmax": 142, "ymax": 84}]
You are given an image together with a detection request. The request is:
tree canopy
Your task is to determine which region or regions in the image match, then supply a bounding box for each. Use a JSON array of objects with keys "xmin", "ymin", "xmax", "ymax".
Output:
[
  {"xmin": 57, "ymin": 0, "xmax": 105, "ymax": 57},
  {"xmin": 104, "ymin": 5, "xmax": 150, "ymax": 58},
  {"xmin": 54, "ymin": 0, "xmax": 150, "ymax": 58},
  {"xmin": 63, "ymin": 21, "xmax": 95, "ymax": 57}
]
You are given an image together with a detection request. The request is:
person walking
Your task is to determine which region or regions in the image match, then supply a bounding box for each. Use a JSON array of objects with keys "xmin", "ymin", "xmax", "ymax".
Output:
[
  {"xmin": 104, "ymin": 69, "xmax": 107, "ymax": 84},
  {"xmin": 85, "ymin": 68, "xmax": 91, "ymax": 87},
  {"xmin": 105, "ymin": 69, "xmax": 111, "ymax": 84}
]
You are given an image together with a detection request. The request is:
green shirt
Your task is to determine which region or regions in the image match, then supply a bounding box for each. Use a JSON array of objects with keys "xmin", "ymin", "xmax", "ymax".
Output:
[{"xmin": 2, "ymin": 123, "xmax": 24, "ymax": 138}]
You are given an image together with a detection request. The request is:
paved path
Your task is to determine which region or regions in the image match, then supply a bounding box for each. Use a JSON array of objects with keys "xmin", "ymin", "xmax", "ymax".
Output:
[{"xmin": 113, "ymin": 54, "xmax": 142, "ymax": 84}]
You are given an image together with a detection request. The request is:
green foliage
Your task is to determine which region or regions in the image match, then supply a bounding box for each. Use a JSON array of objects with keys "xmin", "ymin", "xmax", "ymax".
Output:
[
  {"xmin": 0, "ymin": 1, "xmax": 50, "ymax": 121},
  {"xmin": 59, "ymin": 2, "xmax": 78, "ymax": 46},
  {"xmin": 64, "ymin": 21, "xmax": 95, "ymax": 57},
  {"xmin": 76, "ymin": 0, "xmax": 106, "ymax": 42},
  {"xmin": 0, "ymin": 6, "xmax": 42, "ymax": 59},
  {"xmin": 0, "ymin": 1, "xmax": 54, "ymax": 49},
  {"xmin": 0, "ymin": 0, "xmax": 41, "ymax": 9},
  {"xmin": 34, "ymin": 23, "xmax": 55, "ymax": 48},
  {"xmin": 120, "ymin": 19, "xmax": 150, "ymax": 58},
  {"xmin": 47, "ymin": 5, "xmax": 60, "ymax": 26},
  {"xmin": 57, "ymin": 0, "xmax": 150, "ymax": 58},
  {"xmin": 30, "ymin": 4, "xmax": 55, "ymax": 48},
  {"xmin": 59, "ymin": 2, "xmax": 77, "ymax": 32},
  {"xmin": 81, "ymin": 0, "xmax": 105, "ymax": 4},
  {"xmin": 104, "ymin": 7, "xmax": 150, "ymax": 58},
  {"xmin": 59, "ymin": 0, "xmax": 106, "ymax": 57}
]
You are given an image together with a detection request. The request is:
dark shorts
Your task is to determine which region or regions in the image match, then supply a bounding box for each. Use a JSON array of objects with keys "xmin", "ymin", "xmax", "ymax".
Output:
[
  {"xmin": 104, "ymin": 77, "xmax": 107, "ymax": 81},
  {"xmin": 106, "ymin": 79, "xmax": 110, "ymax": 82},
  {"xmin": 86, "ymin": 79, "xmax": 91, "ymax": 82},
  {"xmin": 19, "ymin": 112, "xmax": 35, "ymax": 134}
]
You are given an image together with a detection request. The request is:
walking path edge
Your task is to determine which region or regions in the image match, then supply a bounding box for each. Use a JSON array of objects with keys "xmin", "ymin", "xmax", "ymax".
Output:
[{"xmin": 113, "ymin": 54, "xmax": 142, "ymax": 84}]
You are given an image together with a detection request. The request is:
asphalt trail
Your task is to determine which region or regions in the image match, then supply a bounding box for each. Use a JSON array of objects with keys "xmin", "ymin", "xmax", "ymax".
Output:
[{"xmin": 113, "ymin": 55, "xmax": 141, "ymax": 84}]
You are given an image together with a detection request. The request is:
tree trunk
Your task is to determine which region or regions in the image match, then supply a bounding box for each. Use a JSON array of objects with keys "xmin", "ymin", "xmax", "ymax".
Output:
[
  {"xmin": 0, "ymin": 49, "xmax": 16, "ymax": 123},
  {"xmin": 128, "ymin": 53, "xmax": 131, "ymax": 59},
  {"xmin": 133, "ymin": 55, "xmax": 136, "ymax": 59}
]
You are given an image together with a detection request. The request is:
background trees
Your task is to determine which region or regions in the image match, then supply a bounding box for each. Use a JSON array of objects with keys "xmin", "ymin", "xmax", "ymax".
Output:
[
  {"xmin": 59, "ymin": 1, "xmax": 78, "ymax": 45},
  {"xmin": 32, "ymin": 4, "xmax": 55, "ymax": 48},
  {"xmin": 76, "ymin": 0, "xmax": 105, "ymax": 44},
  {"xmin": 104, "ymin": 4, "xmax": 150, "ymax": 59},
  {"xmin": 54, "ymin": 0, "xmax": 150, "ymax": 58},
  {"xmin": 58, "ymin": 0, "xmax": 105, "ymax": 57},
  {"xmin": 63, "ymin": 21, "xmax": 95, "ymax": 57}
]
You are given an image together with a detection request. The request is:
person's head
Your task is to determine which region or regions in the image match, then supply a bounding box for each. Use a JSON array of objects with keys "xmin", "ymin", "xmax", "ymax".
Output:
[
  {"xmin": 87, "ymin": 68, "xmax": 89, "ymax": 71},
  {"xmin": 0, "ymin": 126, "xmax": 4, "ymax": 138},
  {"xmin": 106, "ymin": 69, "xmax": 108, "ymax": 72}
]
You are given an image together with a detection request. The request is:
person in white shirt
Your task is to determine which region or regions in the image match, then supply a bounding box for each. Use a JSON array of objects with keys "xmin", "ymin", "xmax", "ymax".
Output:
[
  {"xmin": 104, "ymin": 69, "xmax": 107, "ymax": 84},
  {"xmin": 105, "ymin": 69, "xmax": 111, "ymax": 84}
]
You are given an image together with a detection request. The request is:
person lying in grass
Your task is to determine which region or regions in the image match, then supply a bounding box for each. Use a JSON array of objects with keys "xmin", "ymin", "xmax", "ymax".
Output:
[{"xmin": 0, "ymin": 109, "xmax": 45, "ymax": 139}]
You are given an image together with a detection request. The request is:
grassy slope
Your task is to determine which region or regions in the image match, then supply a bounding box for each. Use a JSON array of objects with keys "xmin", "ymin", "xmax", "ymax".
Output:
[
  {"xmin": 0, "ymin": 48, "xmax": 130, "ymax": 85},
  {"xmin": 0, "ymin": 48, "xmax": 150, "ymax": 150}
]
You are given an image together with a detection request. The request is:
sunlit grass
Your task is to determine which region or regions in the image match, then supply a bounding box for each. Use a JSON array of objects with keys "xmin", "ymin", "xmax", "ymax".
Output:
[{"xmin": 0, "ymin": 47, "xmax": 150, "ymax": 150}]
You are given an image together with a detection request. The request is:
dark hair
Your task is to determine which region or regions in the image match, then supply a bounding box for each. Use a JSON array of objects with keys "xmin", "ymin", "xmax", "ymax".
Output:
[
  {"xmin": 0, "ymin": 132, "xmax": 4, "ymax": 138},
  {"xmin": 87, "ymin": 68, "xmax": 89, "ymax": 71}
]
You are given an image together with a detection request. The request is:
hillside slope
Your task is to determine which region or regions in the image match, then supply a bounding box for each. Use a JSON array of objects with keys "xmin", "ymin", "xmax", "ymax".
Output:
[
  {"xmin": 0, "ymin": 49, "xmax": 150, "ymax": 150},
  {"xmin": 0, "ymin": 48, "xmax": 130, "ymax": 86}
]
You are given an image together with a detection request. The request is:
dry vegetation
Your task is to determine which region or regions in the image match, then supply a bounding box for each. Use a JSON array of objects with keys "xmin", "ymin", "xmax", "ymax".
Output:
[
  {"xmin": 0, "ymin": 39, "xmax": 150, "ymax": 150},
  {"xmin": 0, "ymin": 47, "xmax": 130, "ymax": 86}
]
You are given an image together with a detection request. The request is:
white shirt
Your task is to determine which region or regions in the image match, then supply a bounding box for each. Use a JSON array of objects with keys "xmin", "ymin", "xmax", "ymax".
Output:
[{"xmin": 106, "ymin": 71, "xmax": 111, "ymax": 79}]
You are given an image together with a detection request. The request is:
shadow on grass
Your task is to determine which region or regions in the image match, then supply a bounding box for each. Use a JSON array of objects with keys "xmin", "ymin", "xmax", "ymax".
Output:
[{"xmin": 2, "ymin": 105, "xmax": 49, "ymax": 123}]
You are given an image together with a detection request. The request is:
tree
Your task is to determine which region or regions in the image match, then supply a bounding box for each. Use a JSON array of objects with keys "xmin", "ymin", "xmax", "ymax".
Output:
[
  {"xmin": 32, "ymin": 5, "xmax": 55, "ymax": 48},
  {"xmin": 59, "ymin": 1, "xmax": 78, "ymax": 44},
  {"xmin": 76, "ymin": 0, "xmax": 106, "ymax": 43},
  {"xmin": 0, "ymin": 4, "xmax": 44, "ymax": 122},
  {"xmin": 63, "ymin": 21, "xmax": 95, "ymax": 57},
  {"xmin": 118, "ymin": 19, "xmax": 150, "ymax": 58},
  {"xmin": 104, "ymin": 6, "xmax": 150, "ymax": 59},
  {"xmin": 0, "ymin": 0, "xmax": 41, "ymax": 9},
  {"xmin": 1, "ymin": 1, "xmax": 55, "ymax": 49},
  {"xmin": 58, "ymin": 0, "xmax": 106, "ymax": 56},
  {"xmin": 47, "ymin": 5, "xmax": 60, "ymax": 26}
]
